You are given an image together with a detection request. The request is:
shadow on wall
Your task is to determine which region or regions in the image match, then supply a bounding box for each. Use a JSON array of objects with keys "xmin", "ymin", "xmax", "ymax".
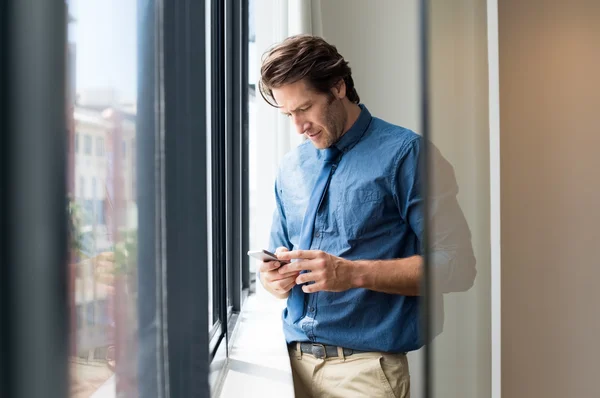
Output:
[{"xmin": 424, "ymin": 139, "xmax": 477, "ymax": 340}]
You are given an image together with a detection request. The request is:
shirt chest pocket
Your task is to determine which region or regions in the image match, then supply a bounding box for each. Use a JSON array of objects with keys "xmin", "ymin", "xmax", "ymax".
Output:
[{"xmin": 334, "ymin": 188, "xmax": 385, "ymax": 240}]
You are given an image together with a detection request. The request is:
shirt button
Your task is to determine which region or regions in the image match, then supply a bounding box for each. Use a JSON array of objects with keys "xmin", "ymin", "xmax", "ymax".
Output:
[
  {"xmin": 314, "ymin": 232, "xmax": 320, "ymax": 238},
  {"xmin": 309, "ymin": 307, "xmax": 315, "ymax": 312}
]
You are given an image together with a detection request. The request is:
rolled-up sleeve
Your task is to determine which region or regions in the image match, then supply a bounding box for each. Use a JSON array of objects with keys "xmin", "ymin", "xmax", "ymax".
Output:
[{"xmin": 394, "ymin": 137, "xmax": 477, "ymax": 293}]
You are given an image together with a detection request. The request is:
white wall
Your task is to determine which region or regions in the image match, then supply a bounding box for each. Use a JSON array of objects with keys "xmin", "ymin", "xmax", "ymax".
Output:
[
  {"xmin": 321, "ymin": 1, "xmax": 491, "ymax": 397},
  {"xmin": 320, "ymin": 0, "xmax": 421, "ymax": 133},
  {"xmin": 428, "ymin": 1, "xmax": 491, "ymax": 397},
  {"xmin": 499, "ymin": 1, "xmax": 600, "ymax": 397}
]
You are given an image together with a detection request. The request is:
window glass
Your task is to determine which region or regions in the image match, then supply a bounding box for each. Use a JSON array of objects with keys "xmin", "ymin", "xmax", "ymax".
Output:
[
  {"xmin": 96, "ymin": 137, "xmax": 104, "ymax": 156},
  {"xmin": 66, "ymin": 0, "xmax": 140, "ymax": 396},
  {"xmin": 84, "ymin": 135, "xmax": 92, "ymax": 155}
]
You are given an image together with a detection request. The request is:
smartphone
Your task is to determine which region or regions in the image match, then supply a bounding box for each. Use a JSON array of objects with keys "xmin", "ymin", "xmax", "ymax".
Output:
[{"xmin": 247, "ymin": 249, "xmax": 290, "ymax": 264}]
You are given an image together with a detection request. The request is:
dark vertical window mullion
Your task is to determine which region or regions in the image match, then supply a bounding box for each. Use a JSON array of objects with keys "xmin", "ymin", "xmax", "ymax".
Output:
[
  {"xmin": 218, "ymin": 0, "xmax": 229, "ymax": 343},
  {"xmin": 210, "ymin": 0, "xmax": 220, "ymax": 329},
  {"xmin": 0, "ymin": 0, "xmax": 7, "ymax": 390},
  {"xmin": 240, "ymin": 0, "xmax": 251, "ymax": 292},
  {"xmin": 2, "ymin": 1, "xmax": 68, "ymax": 397},
  {"xmin": 224, "ymin": 0, "xmax": 235, "ymax": 317},
  {"xmin": 0, "ymin": 0, "xmax": 5, "ymax": 388},
  {"xmin": 230, "ymin": 0, "xmax": 249, "ymax": 312},
  {"xmin": 137, "ymin": 0, "xmax": 168, "ymax": 395},
  {"xmin": 211, "ymin": 0, "xmax": 228, "ymax": 350},
  {"xmin": 162, "ymin": 0, "xmax": 210, "ymax": 395}
]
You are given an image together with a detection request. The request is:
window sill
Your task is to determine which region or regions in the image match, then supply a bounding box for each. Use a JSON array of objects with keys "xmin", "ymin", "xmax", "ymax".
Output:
[{"xmin": 213, "ymin": 284, "xmax": 295, "ymax": 397}]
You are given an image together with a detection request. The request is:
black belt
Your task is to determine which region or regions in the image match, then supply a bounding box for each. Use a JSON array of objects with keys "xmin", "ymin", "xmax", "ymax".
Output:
[{"xmin": 289, "ymin": 342, "xmax": 367, "ymax": 359}]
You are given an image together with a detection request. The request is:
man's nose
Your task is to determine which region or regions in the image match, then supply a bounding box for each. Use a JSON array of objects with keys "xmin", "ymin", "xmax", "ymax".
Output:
[{"xmin": 292, "ymin": 115, "xmax": 310, "ymax": 135}]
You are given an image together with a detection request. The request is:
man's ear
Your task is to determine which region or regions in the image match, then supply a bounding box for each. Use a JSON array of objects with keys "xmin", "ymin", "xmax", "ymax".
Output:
[{"xmin": 331, "ymin": 79, "xmax": 346, "ymax": 99}]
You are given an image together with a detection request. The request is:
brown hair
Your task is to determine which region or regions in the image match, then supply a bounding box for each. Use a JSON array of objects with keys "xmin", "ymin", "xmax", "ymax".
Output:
[{"xmin": 259, "ymin": 34, "xmax": 360, "ymax": 107}]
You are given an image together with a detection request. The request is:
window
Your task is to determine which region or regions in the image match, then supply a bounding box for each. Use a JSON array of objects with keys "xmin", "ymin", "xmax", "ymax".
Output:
[
  {"xmin": 2, "ymin": 0, "xmax": 247, "ymax": 396},
  {"xmin": 79, "ymin": 176, "xmax": 86, "ymax": 199},
  {"xmin": 83, "ymin": 134, "xmax": 92, "ymax": 155},
  {"xmin": 131, "ymin": 138, "xmax": 136, "ymax": 199},
  {"xmin": 96, "ymin": 137, "xmax": 104, "ymax": 156},
  {"xmin": 75, "ymin": 132, "xmax": 80, "ymax": 153},
  {"xmin": 206, "ymin": 0, "xmax": 250, "ymax": 374},
  {"xmin": 82, "ymin": 199, "xmax": 94, "ymax": 226},
  {"xmin": 66, "ymin": 0, "xmax": 143, "ymax": 396},
  {"xmin": 96, "ymin": 199, "xmax": 105, "ymax": 225}
]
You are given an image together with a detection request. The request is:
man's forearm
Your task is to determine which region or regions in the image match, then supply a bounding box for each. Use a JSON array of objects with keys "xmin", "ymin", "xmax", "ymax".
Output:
[{"xmin": 351, "ymin": 255, "xmax": 423, "ymax": 296}]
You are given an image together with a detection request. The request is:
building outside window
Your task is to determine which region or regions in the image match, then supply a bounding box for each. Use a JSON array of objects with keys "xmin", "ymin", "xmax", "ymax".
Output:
[
  {"xmin": 96, "ymin": 137, "xmax": 104, "ymax": 156},
  {"xmin": 84, "ymin": 134, "xmax": 92, "ymax": 155}
]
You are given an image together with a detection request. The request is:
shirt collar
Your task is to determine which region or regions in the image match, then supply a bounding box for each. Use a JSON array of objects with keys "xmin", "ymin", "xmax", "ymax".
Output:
[{"xmin": 332, "ymin": 104, "xmax": 372, "ymax": 154}]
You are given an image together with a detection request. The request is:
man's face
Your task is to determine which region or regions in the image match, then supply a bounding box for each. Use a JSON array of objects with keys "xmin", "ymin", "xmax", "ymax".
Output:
[{"xmin": 272, "ymin": 80, "xmax": 347, "ymax": 149}]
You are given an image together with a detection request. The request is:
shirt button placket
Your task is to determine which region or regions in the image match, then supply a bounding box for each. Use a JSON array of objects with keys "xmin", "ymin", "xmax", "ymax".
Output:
[
  {"xmin": 307, "ymin": 214, "xmax": 323, "ymax": 342},
  {"xmin": 308, "ymin": 294, "xmax": 317, "ymax": 341}
]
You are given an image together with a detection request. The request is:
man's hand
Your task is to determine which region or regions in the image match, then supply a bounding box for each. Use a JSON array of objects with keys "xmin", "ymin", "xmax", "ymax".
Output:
[
  {"xmin": 258, "ymin": 247, "xmax": 299, "ymax": 299},
  {"xmin": 276, "ymin": 250, "xmax": 357, "ymax": 294}
]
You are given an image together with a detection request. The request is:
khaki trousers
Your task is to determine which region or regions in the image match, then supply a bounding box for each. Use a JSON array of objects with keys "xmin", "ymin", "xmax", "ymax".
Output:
[{"xmin": 288, "ymin": 346, "xmax": 410, "ymax": 398}]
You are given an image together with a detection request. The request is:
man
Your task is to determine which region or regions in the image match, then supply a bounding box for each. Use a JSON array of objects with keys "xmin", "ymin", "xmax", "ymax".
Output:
[{"xmin": 258, "ymin": 34, "xmax": 475, "ymax": 398}]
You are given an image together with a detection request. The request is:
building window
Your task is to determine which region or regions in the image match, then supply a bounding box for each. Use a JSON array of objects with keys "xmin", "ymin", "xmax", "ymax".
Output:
[
  {"xmin": 132, "ymin": 138, "xmax": 137, "ymax": 198},
  {"xmin": 96, "ymin": 137, "xmax": 104, "ymax": 156},
  {"xmin": 84, "ymin": 134, "xmax": 92, "ymax": 155},
  {"xmin": 75, "ymin": 133, "xmax": 79, "ymax": 153},
  {"xmin": 79, "ymin": 176, "xmax": 85, "ymax": 199},
  {"xmin": 96, "ymin": 199, "xmax": 105, "ymax": 225},
  {"xmin": 83, "ymin": 199, "xmax": 94, "ymax": 226}
]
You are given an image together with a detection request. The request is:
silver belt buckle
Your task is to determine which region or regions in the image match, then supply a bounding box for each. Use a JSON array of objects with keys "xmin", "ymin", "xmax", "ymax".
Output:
[{"xmin": 311, "ymin": 343, "xmax": 327, "ymax": 359}]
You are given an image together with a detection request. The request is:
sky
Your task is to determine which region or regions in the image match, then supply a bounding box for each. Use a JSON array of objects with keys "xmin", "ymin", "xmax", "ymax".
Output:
[
  {"xmin": 68, "ymin": 0, "xmax": 256, "ymax": 104},
  {"xmin": 68, "ymin": 0, "xmax": 138, "ymax": 103}
]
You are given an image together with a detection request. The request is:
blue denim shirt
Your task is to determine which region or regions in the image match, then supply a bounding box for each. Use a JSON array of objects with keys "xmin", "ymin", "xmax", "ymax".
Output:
[{"xmin": 269, "ymin": 104, "xmax": 475, "ymax": 353}]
